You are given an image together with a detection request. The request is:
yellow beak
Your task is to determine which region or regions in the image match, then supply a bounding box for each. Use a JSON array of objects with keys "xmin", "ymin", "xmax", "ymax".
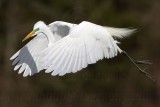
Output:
[{"xmin": 22, "ymin": 30, "xmax": 35, "ymax": 42}]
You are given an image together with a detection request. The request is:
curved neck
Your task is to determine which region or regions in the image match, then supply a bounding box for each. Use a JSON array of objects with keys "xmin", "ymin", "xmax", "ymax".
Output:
[{"xmin": 41, "ymin": 25, "xmax": 55, "ymax": 45}]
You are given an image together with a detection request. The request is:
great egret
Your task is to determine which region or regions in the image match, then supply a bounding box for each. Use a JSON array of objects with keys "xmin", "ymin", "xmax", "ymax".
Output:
[{"xmin": 10, "ymin": 21, "xmax": 154, "ymax": 81}]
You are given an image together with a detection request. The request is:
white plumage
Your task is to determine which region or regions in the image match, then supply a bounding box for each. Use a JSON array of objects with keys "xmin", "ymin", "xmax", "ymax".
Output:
[{"xmin": 10, "ymin": 21, "xmax": 135, "ymax": 77}]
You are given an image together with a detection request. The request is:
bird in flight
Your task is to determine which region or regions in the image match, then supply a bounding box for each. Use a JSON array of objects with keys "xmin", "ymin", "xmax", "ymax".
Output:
[{"xmin": 10, "ymin": 21, "xmax": 154, "ymax": 81}]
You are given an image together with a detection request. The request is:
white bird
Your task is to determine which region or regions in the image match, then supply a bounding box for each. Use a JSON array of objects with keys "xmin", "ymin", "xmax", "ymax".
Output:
[{"xmin": 10, "ymin": 21, "xmax": 154, "ymax": 81}]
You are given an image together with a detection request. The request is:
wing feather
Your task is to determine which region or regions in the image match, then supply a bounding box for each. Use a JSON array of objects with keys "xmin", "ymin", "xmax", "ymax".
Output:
[
  {"xmin": 77, "ymin": 42, "xmax": 82, "ymax": 71},
  {"xmin": 72, "ymin": 40, "xmax": 81, "ymax": 73},
  {"xmin": 58, "ymin": 39, "xmax": 75, "ymax": 75},
  {"xmin": 65, "ymin": 39, "xmax": 78, "ymax": 73},
  {"xmin": 10, "ymin": 50, "xmax": 20, "ymax": 60},
  {"xmin": 52, "ymin": 38, "xmax": 73, "ymax": 75},
  {"xmin": 81, "ymin": 40, "xmax": 87, "ymax": 68},
  {"xmin": 12, "ymin": 57, "xmax": 20, "ymax": 65},
  {"xmin": 14, "ymin": 64, "xmax": 21, "ymax": 71}
]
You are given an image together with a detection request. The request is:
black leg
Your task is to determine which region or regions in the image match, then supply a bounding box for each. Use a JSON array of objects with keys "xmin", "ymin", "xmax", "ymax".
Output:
[{"xmin": 122, "ymin": 51, "xmax": 155, "ymax": 82}]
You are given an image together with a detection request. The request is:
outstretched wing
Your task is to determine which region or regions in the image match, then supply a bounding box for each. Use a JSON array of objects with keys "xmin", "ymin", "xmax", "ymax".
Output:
[
  {"xmin": 41, "ymin": 21, "xmax": 123, "ymax": 76},
  {"xmin": 10, "ymin": 21, "xmax": 77, "ymax": 77},
  {"xmin": 10, "ymin": 33, "xmax": 48, "ymax": 77}
]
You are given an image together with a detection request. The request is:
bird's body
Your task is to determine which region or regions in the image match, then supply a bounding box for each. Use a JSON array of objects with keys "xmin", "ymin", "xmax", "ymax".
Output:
[{"xmin": 10, "ymin": 21, "xmax": 135, "ymax": 77}]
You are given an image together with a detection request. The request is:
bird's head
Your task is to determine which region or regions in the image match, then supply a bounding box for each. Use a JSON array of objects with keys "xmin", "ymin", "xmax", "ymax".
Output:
[{"xmin": 22, "ymin": 21, "xmax": 46, "ymax": 42}]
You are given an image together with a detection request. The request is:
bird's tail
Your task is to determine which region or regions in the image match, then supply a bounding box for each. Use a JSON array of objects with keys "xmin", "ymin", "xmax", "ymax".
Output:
[{"xmin": 105, "ymin": 26, "xmax": 136, "ymax": 39}]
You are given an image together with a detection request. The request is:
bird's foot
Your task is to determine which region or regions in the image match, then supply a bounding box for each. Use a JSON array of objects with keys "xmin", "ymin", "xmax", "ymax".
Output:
[
  {"xmin": 122, "ymin": 51, "xmax": 155, "ymax": 82},
  {"xmin": 137, "ymin": 67, "xmax": 155, "ymax": 81},
  {"xmin": 135, "ymin": 60, "xmax": 152, "ymax": 65}
]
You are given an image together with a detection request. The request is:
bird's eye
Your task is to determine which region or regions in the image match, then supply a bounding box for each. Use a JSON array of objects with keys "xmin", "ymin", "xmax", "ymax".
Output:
[{"xmin": 34, "ymin": 28, "xmax": 40, "ymax": 32}]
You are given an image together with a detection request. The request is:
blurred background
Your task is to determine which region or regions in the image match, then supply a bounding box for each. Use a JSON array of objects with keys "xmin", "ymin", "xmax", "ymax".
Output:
[{"xmin": 0, "ymin": 0, "xmax": 160, "ymax": 107}]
